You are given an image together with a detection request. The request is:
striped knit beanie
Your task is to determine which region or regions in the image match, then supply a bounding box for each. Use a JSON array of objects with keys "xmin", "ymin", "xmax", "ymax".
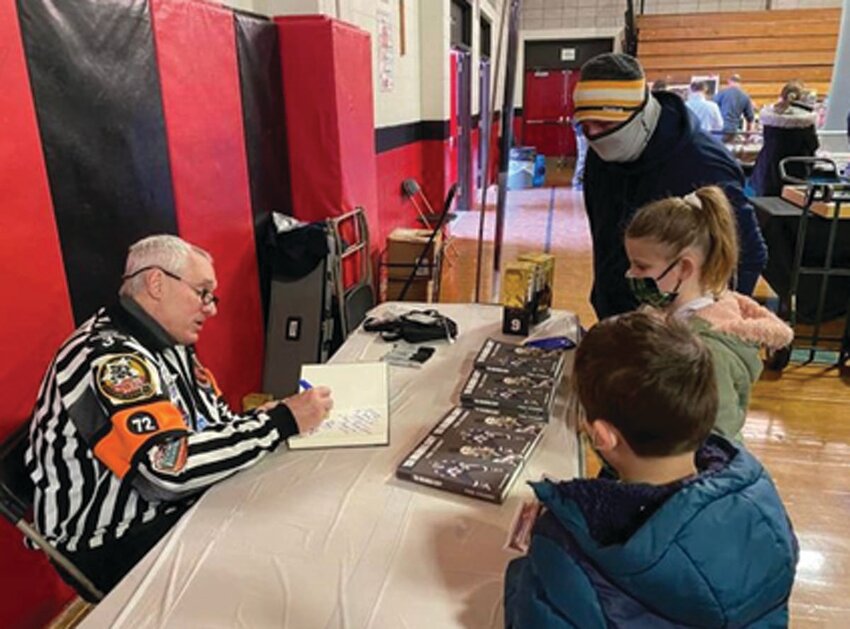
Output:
[{"xmin": 574, "ymin": 53, "xmax": 647, "ymax": 124}]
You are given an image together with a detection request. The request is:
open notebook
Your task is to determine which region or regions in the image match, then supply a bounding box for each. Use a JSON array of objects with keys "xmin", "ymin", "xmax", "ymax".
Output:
[{"xmin": 287, "ymin": 362, "xmax": 390, "ymax": 450}]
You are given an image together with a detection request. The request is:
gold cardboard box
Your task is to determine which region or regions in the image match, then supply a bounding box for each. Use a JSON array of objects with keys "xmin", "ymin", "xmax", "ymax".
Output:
[
  {"xmin": 500, "ymin": 261, "xmax": 536, "ymax": 309},
  {"xmin": 518, "ymin": 252, "xmax": 555, "ymax": 311}
]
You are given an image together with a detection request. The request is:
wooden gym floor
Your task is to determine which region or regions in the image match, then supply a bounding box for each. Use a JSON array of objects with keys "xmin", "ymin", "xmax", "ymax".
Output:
[{"xmin": 441, "ymin": 186, "xmax": 850, "ymax": 627}]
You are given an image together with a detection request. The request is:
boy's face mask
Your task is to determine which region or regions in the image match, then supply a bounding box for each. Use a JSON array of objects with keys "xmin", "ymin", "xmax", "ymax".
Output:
[
  {"xmin": 585, "ymin": 95, "xmax": 661, "ymax": 163},
  {"xmin": 627, "ymin": 258, "xmax": 682, "ymax": 308}
]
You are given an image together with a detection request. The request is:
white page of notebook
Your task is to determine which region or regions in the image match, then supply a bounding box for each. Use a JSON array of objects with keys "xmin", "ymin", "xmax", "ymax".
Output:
[{"xmin": 287, "ymin": 362, "xmax": 389, "ymax": 450}]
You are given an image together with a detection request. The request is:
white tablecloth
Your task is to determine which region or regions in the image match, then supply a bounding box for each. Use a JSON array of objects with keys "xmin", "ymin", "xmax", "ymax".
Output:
[{"xmin": 81, "ymin": 303, "xmax": 581, "ymax": 629}]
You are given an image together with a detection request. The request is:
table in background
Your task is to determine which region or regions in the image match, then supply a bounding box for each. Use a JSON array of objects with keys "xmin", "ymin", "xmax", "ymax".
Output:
[
  {"xmin": 752, "ymin": 196, "xmax": 850, "ymax": 323},
  {"xmin": 81, "ymin": 303, "xmax": 581, "ymax": 629}
]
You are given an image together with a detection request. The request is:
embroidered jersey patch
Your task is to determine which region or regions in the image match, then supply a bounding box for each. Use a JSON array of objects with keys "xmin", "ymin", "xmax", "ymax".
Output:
[
  {"xmin": 96, "ymin": 354, "xmax": 157, "ymax": 404},
  {"xmin": 192, "ymin": 355, "xmax": 222, "ymax": 398},
  {"xmin": 126, "ymin": 411, "xmax": 159, "ymax": 435},
  {"xmin": 192, "ymin": 355, "xmax": 212, "ymax": 389},
  {"xmin": 94, "ymin": 400, "xmax": 187, "ymax": 479},
  {"xmin": 149, "ymin": 438, "xmax": 188, "ymax": 475},
  {"xmin": 93, "ymin": 329, "xmax": 125, "ymax": 349}
]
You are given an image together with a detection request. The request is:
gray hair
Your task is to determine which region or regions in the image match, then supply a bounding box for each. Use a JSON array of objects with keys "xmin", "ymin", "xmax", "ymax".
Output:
[{"xmin": 119, "ymin": 234, "xmax": 212, "ymax": 296}]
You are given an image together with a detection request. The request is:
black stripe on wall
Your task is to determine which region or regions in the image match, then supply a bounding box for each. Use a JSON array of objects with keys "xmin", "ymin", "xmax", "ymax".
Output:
[
  {"xmin": 234, "ymin": 10, "xmax": 291, "ymax": 326},
  {"xmin": 375, "ymin": 120, "xmax": 451, "ymax": 154},
  {"xmin": 472, "ymin": 111, "xmax": 502, "ymax": 126},
  {"xmin": 19, "ymin": 0, "xmax": 178, "ymax": 324},
  {"xmin": 376, "ymin": 112, "xmax": 506, "ymax": 155}
]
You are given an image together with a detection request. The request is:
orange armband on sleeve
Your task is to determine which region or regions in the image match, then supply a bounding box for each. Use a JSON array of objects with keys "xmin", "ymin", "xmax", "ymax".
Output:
[{"xmin": 93, "ymin": 401, "xmax": 188, "ymax": 479}]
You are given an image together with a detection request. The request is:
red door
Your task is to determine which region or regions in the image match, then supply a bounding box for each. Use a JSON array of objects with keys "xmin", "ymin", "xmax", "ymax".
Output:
[
  {"xmin": 522, "ymin": 70, "xmax": 578, "ymax": 158},
  {"xmin": 448, "ymin": 50, "xmax": 459, "ymax": 195}
]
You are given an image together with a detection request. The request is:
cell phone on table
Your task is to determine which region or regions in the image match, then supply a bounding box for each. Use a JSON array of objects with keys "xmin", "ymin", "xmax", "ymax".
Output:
[{"xmin": 523, "ymin": 336, "xmax": 576, "ymax": 351}]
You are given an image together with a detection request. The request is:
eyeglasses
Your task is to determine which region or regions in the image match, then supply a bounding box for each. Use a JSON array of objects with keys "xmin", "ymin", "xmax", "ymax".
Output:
[{"xmin": 123, "ymin": 265, "xmax": 220, "ymax": 307}]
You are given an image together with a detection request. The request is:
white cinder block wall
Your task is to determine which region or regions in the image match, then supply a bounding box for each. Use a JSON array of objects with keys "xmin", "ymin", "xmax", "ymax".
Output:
[
  {"xmin": 522, "ymin": 0, "xmax": 623, "ymax": 29},
  {"xmin": 222, "ymin": 0, "xmax": 507, "ymax": 127},
  {"xmin": 640, "ymin": 0, "xmax": 841, "ymax": 12},
  {"xmin": 340, "ymin": 0, "xmax": 425, "ymax": 128},
  {"xmin": 221, "ymin": 0, "xmax": 843, "ymax": 123},
  {"xmin": 418, "ymin": 0, "xmax": 450, "ymax": 124},
  {"xmin": 520, "ymin": 0, "xmax": 841, "ymax": 25}
]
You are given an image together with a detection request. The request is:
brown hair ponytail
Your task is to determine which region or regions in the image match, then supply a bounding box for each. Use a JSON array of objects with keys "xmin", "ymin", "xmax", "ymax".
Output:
[
  {"xmin": 692, "ymin": 186, "xmax": 738, "ymax": 294},
  {"xmin": 626, "ymin": 185, "xmax": 738, "ymax": 295}
]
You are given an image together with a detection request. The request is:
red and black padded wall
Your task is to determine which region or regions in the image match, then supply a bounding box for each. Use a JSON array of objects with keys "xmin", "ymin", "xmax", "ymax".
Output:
[{"xmin": 0, "ymin": 0, "xmax": 288, "ymax": 625}]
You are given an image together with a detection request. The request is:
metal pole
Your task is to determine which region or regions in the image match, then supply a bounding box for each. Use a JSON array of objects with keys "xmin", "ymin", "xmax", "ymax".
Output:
[
  {"xmin": 474, "ymin": 0, "xmax": 510, "ymax": 302},
  {"xmin": 491, "ymin": 0, "xmax": 522, "ymax": 301},
  {"xmin": 824, "ymin": 0, "xmax": 850, "ymax": 144}
]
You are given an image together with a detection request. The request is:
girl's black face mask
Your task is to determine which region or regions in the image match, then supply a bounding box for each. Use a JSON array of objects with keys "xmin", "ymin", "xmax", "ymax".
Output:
[{"xmin": 627, "ymin": 258, "xmax": 682, "ymax": 308}]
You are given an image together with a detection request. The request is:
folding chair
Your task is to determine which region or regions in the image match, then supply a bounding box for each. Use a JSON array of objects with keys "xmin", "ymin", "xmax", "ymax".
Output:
[
  {"xmin": 401, "ymin": 179, "xmax": 459, "ymax": 261},
  {"xmin": 327, "ymin": 207, "xmax": 376, "ymax": 337},
  {"xmin": 0, "ymin": 423, "xmax": 104, "ymax": 602},
  {"xmin": 396, "ymin": 184, "xmax": 459, "ymax": 302}
]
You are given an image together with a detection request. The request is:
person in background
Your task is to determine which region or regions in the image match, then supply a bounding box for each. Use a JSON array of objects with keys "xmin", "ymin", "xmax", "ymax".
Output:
[
  {"xmin": 686, "ymin": 80, "xmax": 724, "ymax": 134},
  {"xmin": 750, "ymin": 80, "xmax": 819, "ymax": 196},
  {"xmin": 650, "ymin": 78, "xmax": 668, "ymax": 92},
  {"xmin": 26, "ymin": 234, "xmax": 333, "ymax": 598},
  {"xmin": 714, "ymin": 73, "xmax": 755, "ymax": 142},
  {"xmin": 504, "ymin": 312, "xmax": 798, "ymax": 628},
  {"xmin": 573, "ymin": 53, "xmax": 767, "ymax": 319},
  {"xmin": 624, "ymin": 186, "xmax": 793, "ymax": 440}
]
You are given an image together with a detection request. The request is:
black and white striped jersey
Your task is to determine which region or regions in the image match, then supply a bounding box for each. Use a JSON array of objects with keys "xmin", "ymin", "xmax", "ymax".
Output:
[{"xmin": 25, "ymin": 297, "xmax": 298, "ymax": 553}]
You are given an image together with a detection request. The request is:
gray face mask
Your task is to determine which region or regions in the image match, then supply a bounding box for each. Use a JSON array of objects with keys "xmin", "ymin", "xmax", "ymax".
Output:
[{"xmin": 587, "ymin": 95, "xmax": 662, "ymax": 163}]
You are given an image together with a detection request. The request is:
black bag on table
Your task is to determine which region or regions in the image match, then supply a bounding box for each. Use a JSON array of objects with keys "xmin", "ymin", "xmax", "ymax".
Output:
[{"xmin": 363, "ymin": 309, "xmax": 458, "ymax": 343}]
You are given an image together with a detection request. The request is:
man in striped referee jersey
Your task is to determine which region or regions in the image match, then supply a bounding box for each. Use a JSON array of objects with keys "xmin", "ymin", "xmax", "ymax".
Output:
[
  {"xmin": 26, "ymin": 234, "xmax": 332, "ymax": 598},
  {"xmin": 573, "ymin": 53, "xmax": 767, "ymax": 319}
]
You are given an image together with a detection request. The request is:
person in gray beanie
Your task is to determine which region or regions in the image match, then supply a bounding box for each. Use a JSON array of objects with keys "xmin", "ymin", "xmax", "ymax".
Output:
[{"xmin": 574, "ymin": 53, "xmax": 767, "ymax": 319}]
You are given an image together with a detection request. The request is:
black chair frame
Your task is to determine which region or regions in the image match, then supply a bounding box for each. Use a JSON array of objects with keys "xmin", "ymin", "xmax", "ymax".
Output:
[{"xmin": 0, "ymin": 423, "xmax": 104, "ymax": 601}]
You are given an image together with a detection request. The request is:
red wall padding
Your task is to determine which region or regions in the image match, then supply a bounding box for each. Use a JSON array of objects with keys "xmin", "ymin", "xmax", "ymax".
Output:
[
  {"xmin": 0, "ymin": 1, "xmax": 78, "ymax": 625},
  {"xmin": 151, "ymin": 0, "xmax": 264, "ymax": 408},
  {"xmin": 276, "ymin": 16, "xmax": 381, "ymax": 244},
  {"xmin": 0, "ymin": 0, "xmax": 75, "ymax": 437}
]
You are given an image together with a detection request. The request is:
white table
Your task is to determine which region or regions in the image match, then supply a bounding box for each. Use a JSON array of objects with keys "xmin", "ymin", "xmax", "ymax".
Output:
[{"xmin": 81, "ymin": 303, "xmax": 581, "ymax": 629}]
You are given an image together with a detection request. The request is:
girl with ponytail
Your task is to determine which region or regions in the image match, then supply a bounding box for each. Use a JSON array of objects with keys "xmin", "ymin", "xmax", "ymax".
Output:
[{"xmin": 623, "ymin": 186, "xmax": 792, "ymax": 439}]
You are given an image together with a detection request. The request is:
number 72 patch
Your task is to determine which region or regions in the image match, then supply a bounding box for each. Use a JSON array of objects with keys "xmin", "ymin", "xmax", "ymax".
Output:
[
  {"xmin": 126, "ymin": 411, "xmax": 159, "ymax": 435},
  {"xmin": 93, "ymin": 400, "xmax": 187, "ymax": 479}
]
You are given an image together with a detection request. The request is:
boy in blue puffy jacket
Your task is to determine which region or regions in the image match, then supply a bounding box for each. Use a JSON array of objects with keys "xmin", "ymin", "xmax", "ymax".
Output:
[{"xmin": 504, "ymin": 312, "xmax": 798, "ymax": 628}]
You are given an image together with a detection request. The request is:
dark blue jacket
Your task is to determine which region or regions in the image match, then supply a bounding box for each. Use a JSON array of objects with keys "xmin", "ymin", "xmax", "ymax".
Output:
[
  {"xmin": 504, "ymin": 437, "xmax": 797, "ymax": 628},
  {"xmin": 583, "ymin": 92, "xmax": 768, "ymax": 319},
  {"xmin": 715, "ymin": 86, "xmax": 755, "ymax": 134}
]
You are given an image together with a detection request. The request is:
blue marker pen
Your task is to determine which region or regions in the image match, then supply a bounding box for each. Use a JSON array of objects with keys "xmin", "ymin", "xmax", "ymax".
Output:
[{"xmin": 299, "ymin": 379, "xmax": 313, "ymax": 391}]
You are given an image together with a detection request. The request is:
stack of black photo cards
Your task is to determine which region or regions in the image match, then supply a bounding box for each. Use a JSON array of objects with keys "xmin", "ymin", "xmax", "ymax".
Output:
[
  {"xmin": 473, "ymin": 337, "xmax": 566, "ymax": 380},
  {"xmin": 396, "ymin": 406, "xmax": 545, "ymax": 503},
  {"xmin": 397, "ymin": 337, "xmax": 567, "ymax": 502},
  {"xmin": 460, "ymin": 338, "xmax": 565, "ymax": 420}
]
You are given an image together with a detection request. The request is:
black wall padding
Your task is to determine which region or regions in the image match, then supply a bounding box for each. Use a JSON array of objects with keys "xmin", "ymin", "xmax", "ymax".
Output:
[
  {"xmin": 18, "ymin": 0, "xmax": 178, "ymax": 323},
  {"xmin": 234, "ymin": 12, "xmax": 292, "ymax": 326}
]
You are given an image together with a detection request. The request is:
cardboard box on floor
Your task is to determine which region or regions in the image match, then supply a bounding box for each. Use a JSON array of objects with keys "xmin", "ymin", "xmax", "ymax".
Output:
[
  {"xmin": 386, "ymin": 277, "xmax": 434, "ymax": 302},
  {"xmin": 386, "ymin": 228, "xmax": 442, "ymax": 280}
]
